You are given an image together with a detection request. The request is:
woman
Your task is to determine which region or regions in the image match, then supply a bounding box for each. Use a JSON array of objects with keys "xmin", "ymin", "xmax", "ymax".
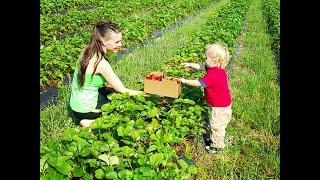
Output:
[{"xmin": 69, "ymin": 21, "xmax": 144, "ymax": 127}]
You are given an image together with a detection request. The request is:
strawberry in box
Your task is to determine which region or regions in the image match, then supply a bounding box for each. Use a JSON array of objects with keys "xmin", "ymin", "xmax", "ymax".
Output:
[{"xmin": 144, "ymin": 72, "xmax": 181, "ymax": 98}]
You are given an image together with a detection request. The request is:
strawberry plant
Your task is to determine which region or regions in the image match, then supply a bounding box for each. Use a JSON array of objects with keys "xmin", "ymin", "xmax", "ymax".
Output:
[
  {"xmin": 262, "ymin": 0, "xmax": 280, "ymax": 53},
  {"xmin": 41, "ymin": 93, "xmax": 205, "ymax": 179},
  {"xmin": 40, "ymin": 0, "xmax": 214, "ymax": 91}
]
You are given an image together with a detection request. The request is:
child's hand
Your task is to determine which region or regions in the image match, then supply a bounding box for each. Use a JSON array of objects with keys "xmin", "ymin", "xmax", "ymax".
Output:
[
  {"xmin": 181, "ymin": 63, "xmax": 192, "ymax": 68},
  {"xmin": 181, "ymin": 63, "xmax": 200, "ymax": 71}
]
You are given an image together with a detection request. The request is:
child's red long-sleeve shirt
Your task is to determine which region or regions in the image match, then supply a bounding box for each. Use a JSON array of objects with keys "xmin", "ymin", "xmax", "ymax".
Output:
[{"xmin": 199, "ymin": 67, "xmax": 232, "ymax": 107}]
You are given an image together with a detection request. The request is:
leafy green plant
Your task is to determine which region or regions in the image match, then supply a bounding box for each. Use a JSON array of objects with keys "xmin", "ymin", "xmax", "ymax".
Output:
[
  {"xmin": 40, "ymin": 93, "xmax": 206, "ymax": 179},
  {"xmin": 40, "ymin": 0, "xmax": 214, "ymax": 91},
  {"xmin": 262, "ymin": 0, "xmax": 280, "ymax": 53}
]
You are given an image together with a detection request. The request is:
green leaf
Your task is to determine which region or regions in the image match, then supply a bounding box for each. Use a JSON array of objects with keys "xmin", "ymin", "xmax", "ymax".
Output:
[
  {"xmin": 117, "ymin": 126, "xmax": 125, "ymax": 137},
  {"xmin": 122, "ymin": 146, "xmax": 134, "ymax": 157},
  {"xmin": 142, "ymin": 169, "xmax": 156, "ymax": 177},
  {"xmin": 146, "ymin": 145, "xmax": 157, "ymax": 153},
  {"xmin": 137, "ymin": 156, "xmax": 146, "ymax": 165},
  {"xmin": 40, "ymin": 175, "xmax": 49, "ymax": 180},
  {"xmin": 91, "ymin": 141, "xmax": 109, "ymax": 154},
  {"xmin": 181, "ymin": 173, "xmax": 192, "ymax": 179},
  {"xmin": 146, "ymin": 107, "xmax": 160, "ymax": 118},
  {"xmin": 135, "ymin": 118, "xmax": 145, "ymax": 128},
  {"xmin": 133, "ymin": 174, "xmax": 145, "ymax": 180},
  {"xmin": 40, "ymin": 146, "xmax": 51, "ymax": 154},
  {"xmin": 47, "ymin": 156, "xmax": 73, "ymax": 176},
  {"xmin": 131, "ymin": 130, "xmax": 140, "ymax": 140},
  {"xmin": 63, "ymin": 128, "xmax": 78, "ymax": 141},
  {"xmin": 177, "ymin": 159, "xmax": 188, "ymax": 170},
  {"xmin": 124, "ymin": 125, "xmax": 134, "ymax": 134},
  {"xmin": 95, "ymin": 169, "xmax": 105, "ymax": 179},
  {"xmin": 85, "ymin": 159, "xmax": 99, "ymax": 168},
  {"xmin": 82, "ymin": 174, "xmax": 93, "ymax": 180},
  {"xmin": 55, "ymin": 163, "xmax": 73, "ymax": 176},
  {"xmin": 111, "ymin": 146, "xmax": 121, "ymax": 154},
  {"xmin": 64, "ymin": 151, "xmax": 74, "ymax": 157},
  {"xmin": 121, "ymin": 139, "xmax": 131, "ymax": 145},
  {"xmin": 188, "ymin": 165, "xmax": 198, "ymax": 174},
  {"xmin": 79, "ymin": 148, "xmax": 91, "ymax": 157},
  {"xmin": 73, "ymin": 166, "xmax": 86, "ymax": 177},
  {"xmin": 155, "ymin": 129, "xmax": 163, "ymax": 140},
  {"xmin": 138, "ymin": 129, "xmax": 148, "ymax": 137},
  {"xmin": 135, "ymin": 94, "xmax": 146, "ymax": 102},
  {"xmin": 76, "ymin": 137, "xmax": 89, "ymax": 148},
  {"xmin": 42, "ymin": 168, "xmax": 67, "ymax": 180},
  {"xmin": 163, "ymin": 133, "xmax": 173, "ymax": 143},
  {"xmin": 103, "ymin": 166, "xmax": 114, "ymax": 173},
  {"xmin": 105, "ymin": 171, "xmax": 118, "ymax": 179},
  {"xmin": 139, "ymin": 166, "xmax": 152, "ymax": 173},
  {"xmin": 140, "ymin": 111, "xmax": 147, "ymax": 117},
  {"xmin": 40, "ymin": 157, "xmax": 48, "ymax": 173},
  {"xmin": 67, "ymin": 145, "xmax": 77, "ymax": 153},
  {"xmin": 149, "ymin": 153, "xmax": 164, "ymax": 166},
  {"xmin": 118, "ymin": 169, "xmax": 133, "ymax": 179}
]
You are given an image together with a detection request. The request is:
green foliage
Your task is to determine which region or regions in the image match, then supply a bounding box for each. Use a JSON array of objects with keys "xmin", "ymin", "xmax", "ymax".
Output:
[
  {"xmin": 40, "ymin": 0, "xmax": 214, "ymax": 90},
  {"xmin": 40, "ymin": 93, "xmax": 205, "ymax": 179},
  {"xmin": 262, "ymin": 0, "xmax": 280, "ymax": 53}
]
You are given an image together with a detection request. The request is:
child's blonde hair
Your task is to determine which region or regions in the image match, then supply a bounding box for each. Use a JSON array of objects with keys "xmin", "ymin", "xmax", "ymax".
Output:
[{"xmin": 205, "ymin": 43, "xmax": 230, "ymax": 68}]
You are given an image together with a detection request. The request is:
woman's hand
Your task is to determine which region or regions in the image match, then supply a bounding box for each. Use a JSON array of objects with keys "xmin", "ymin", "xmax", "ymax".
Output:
[
  {"xmin": 126, "ymin": 89, "xmax": 145, "ymax": 96},
  {"xmin": 143, "ymin": 93, "xmax": 152, "ymax": 97},
  {"xmin": 179, "ymin": 78, "xmax": 186, "ymax": 84},
  {"xmin": 135, "ymin": 91, "xmax": 152, "ymax": 97}
]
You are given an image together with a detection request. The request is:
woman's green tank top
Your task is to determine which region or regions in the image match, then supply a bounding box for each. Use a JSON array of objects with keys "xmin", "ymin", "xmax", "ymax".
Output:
[{"xmin": 69, "ymin": 67, "xmax": 106, "ymax": 113}]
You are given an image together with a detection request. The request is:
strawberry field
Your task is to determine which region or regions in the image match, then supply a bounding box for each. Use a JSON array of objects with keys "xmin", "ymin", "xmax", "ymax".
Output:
[
  {"xmin": 40, "ymin": 0, "xmax": 214, "ymax": 90},
  {"xmin": 40, "ymin": 0, "xmax": 280, "ymax": 179}
]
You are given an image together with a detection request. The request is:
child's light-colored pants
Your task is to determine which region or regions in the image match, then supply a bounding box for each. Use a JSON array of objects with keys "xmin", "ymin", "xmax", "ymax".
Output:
[{"xmin": 209, "ymin": 105, "xmax": 232, "ymax": 148}]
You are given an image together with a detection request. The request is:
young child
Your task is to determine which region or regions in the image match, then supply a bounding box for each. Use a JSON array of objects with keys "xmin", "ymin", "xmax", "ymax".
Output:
[{"xmin": 179, "ymin": 43, "xmax": 232, "ymax": 153}]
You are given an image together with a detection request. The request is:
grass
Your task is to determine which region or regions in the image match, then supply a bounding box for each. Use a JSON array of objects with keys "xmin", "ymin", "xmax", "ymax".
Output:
[
  {"xmin": 40, "ymin": 0, "xmax": 228, "ymax": 145},
  {"xmin": 189, "ymin": 0, "xmax": 280, "ymax": 179},
  {"xmin": 40, "ymin": 85, "xmax": 76, "ymax": 144}
]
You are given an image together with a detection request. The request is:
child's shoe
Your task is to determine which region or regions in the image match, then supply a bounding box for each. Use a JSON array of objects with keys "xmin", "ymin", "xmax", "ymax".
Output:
[
  {"xmin": 205, "ymin": 146, "xmax": 223, "ymax": 153},
  {"xmin": 204, "ymin": 136, "xmax": 212, "ymax": 147}
]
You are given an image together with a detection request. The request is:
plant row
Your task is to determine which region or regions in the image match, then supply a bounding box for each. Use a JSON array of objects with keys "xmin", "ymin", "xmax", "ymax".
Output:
[
  {"xmin": 41, "ymin": 0, "xmax": 161, "ymax": 46},
  {"xmin": 40, "ymin": 0, "xmax": 214, "ymax": 91},
  {"xmin": 162, "ymin": 0, "xmax": 252, "ymax": 81},
  {"xmin": 40, "ymin": 94, "xmax": 205, "ymax": 179},
  {"xmin": 41, "ymin": 0, "xmax": 103, "ymax": 15},
  {"xmin": 262, "ymin": 0, "xmax": 280, "ymax": 53}
]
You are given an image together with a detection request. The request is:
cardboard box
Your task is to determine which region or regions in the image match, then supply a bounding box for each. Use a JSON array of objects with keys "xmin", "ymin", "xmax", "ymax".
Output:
[{"xmin": 144, "ymin": 72, "xmax": 181, "ymax": 98}]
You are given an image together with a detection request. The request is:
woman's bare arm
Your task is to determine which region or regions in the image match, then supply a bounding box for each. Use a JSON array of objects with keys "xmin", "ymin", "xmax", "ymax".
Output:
[{"xmin": 97, "ymin": 60, "xmax": 143, "ymax": 96}]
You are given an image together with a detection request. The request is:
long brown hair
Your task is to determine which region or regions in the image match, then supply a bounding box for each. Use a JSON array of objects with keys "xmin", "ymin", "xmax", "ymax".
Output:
[{"xmin": 77, "ymin": 21, "xmax": 121, "ymax": 87}]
